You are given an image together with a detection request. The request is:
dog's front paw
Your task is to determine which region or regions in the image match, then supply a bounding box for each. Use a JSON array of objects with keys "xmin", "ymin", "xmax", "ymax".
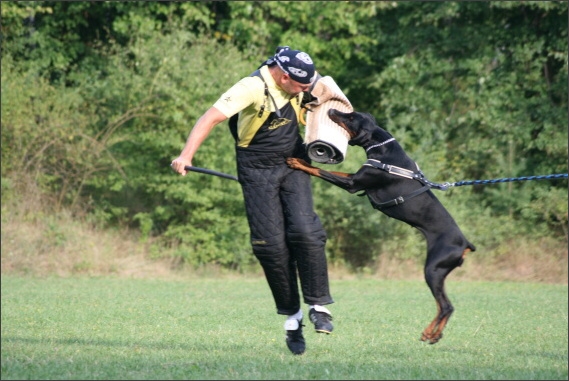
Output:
[{"xmin": 286, "ymin": 157, "xmax": 308, "ymax": 169}]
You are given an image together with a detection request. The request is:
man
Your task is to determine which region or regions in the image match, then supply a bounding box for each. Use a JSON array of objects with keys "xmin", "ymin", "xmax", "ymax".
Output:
[{"xmin": 171, "ymin": 46, "xmax": 334, "ymax": 355}]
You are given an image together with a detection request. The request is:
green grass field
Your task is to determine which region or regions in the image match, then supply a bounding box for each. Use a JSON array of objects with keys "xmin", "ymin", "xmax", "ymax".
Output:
[{"xmin": 1, "ymin": 275, "xmax": 567, "ymax": 380}]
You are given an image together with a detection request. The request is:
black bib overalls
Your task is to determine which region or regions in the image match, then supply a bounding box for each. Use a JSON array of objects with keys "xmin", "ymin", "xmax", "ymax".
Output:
[{"xmin": 231, "ymin": 69, "xmax": 333, "ymax": 314}]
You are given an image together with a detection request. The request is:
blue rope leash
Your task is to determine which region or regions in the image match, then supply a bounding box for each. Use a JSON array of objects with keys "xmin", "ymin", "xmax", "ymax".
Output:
[
  {"xmin": 448, "ymin": 173, "xmax": 568, "ymax": 188},
  {"xmin": 366, "ymin": 159, "xmax": 568, "ymax": 191}
]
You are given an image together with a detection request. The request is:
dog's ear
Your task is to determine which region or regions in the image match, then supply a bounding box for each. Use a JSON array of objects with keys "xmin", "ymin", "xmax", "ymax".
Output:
[{"xmin": 363, "ymin": 113, "xmax": 377, "ymax": 124}]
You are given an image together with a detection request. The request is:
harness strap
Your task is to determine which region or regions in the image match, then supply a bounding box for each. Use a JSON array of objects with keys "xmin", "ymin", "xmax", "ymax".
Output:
[
  {"xmin": 372, "ymin": 185, "xmax": 431, "ymax": 210},
  {"xmin": 257, "ymin": 71, "xmax": 282, "ymax": 118},
  {"xmin": 364, "ymin": 159, "xmax": 419, "ymax": 180},
  {"xmin": 360, "ymin": 158, "xmax": 448, "ymax": 210},
  {"xmin": 364, "ymin": 159, "xmax": 449, "ymax": 190}
]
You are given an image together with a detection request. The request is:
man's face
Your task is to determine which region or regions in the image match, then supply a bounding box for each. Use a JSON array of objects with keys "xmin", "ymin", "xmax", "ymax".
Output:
[{"xmin": 280, "ymin": 73, "xmax": 312, "ymax": 96}]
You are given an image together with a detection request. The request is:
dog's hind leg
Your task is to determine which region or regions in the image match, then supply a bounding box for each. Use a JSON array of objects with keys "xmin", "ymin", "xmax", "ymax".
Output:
[
  {"xmin": 420, "ymin": 270, "xmax": 453, "ymax": 344},
  {"xmin": 420, "ymin": 246, "xmax": 469, "ymax": 344},
  {"xmin": 420, "ymin": 288, "xmax": 452, "ymax": 344}
]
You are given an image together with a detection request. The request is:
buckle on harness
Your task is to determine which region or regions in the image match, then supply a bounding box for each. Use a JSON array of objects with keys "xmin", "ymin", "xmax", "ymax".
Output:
[
  {"xmin": 394, "ymin": 196, "xmax": 404, "ymax": 205},
  {"xmin": 387, "ymin": 165, "xmax": 415, "ymax": 180}
]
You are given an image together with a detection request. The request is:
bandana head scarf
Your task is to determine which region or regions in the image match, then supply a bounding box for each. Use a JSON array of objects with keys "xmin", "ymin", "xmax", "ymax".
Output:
[{"xmin": 264, "ymin": 46, "xmax": 316, "ymax": 84}]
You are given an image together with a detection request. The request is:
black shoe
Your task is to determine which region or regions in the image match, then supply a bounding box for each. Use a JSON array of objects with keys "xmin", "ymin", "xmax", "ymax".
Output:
[
  {"xmin": 309, "ymin": 308, "xmax": 333, "ymax": 334},
  {"xmin": 285, "ymin": 319, "xmax": 305, "ymax": 355}
]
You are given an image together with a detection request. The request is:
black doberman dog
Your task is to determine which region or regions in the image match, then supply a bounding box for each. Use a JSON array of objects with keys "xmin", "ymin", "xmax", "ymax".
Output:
[{"xmin": 287, "ymin": 109, "xmax": 476, "ymax": 344}]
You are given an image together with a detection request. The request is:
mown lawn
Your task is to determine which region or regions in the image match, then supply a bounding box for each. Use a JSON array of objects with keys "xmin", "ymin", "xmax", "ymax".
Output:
[{"xmin": 1, "ymin": 275, "xmax": 567, "ymax": 380}]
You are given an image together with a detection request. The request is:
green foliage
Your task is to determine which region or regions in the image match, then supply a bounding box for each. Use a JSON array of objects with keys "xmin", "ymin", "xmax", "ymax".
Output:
[
  {"xmin": 1, "ymin": 1, "xmax": 567, "ymax": 272},
  {"xmin": 359, "ymin": 1, "xmax": 568, "ymax": 256},
  {"xmin": 69, "ymin": 30, "xmax": 256, "ymax": 268},
  {"xmin": 0, "ymin": 53, "xmax": 115, "ymax": 211},
  {"xmin": 218, "ymin": 1, "xmax": 388, "ymax": 77},
  {"xmin": 1, "ymin": 1, "xmax": 216, "ymax": 77}
]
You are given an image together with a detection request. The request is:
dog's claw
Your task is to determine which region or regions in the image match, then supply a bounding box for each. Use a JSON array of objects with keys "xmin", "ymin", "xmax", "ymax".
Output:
[
  {"xmin": 421, "ymin": 331, "xmax": 442, "ymax": 345},
  {"xmin": 286, "ymin": 157, "xmax": 309, "ymax": 170},
  {"xmin": 286, "ymin": 157, "xmax": 299, "ymax": 169}
]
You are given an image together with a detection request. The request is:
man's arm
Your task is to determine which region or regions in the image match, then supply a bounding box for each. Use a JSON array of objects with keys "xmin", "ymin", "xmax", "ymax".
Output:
[{"xmin": 171, "ymin": 106, "xmax": 228, "ymax": 176}]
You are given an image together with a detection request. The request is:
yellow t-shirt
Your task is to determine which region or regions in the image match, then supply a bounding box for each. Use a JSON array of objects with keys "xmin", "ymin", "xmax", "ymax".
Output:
[{"xmin": 213, "ymin": 65, "xmax": 303, "ymax": 149}]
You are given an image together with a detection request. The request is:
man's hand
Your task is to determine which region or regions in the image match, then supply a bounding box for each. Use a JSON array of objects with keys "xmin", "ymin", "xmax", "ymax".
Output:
[{"xmin": 170, "ymin": 158, "xmax": 191, "ymax": 176}]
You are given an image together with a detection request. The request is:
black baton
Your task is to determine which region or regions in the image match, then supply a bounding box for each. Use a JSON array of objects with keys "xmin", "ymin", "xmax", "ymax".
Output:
[{"xmin": 173, "ymin": 165, "xmax": 238, "ymax": 181}]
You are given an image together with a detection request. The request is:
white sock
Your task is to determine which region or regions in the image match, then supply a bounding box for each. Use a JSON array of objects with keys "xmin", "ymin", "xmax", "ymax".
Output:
[
  {"xmin": 309, "ymin": 305, "xmax": 332, "ymax": 316},
  {"xmin": 283, "ymin": 309, "xmax": 303, "ymax": 330}
]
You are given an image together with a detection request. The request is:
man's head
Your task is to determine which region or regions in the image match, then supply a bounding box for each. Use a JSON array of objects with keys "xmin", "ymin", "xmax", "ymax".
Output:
[
  {"xmin": 266, "ymin": 46, "xmax": 316, "ymax": 95},
  {"xmin": 273, "ymin": 47, "xmax": 316, "ymax": 85}
]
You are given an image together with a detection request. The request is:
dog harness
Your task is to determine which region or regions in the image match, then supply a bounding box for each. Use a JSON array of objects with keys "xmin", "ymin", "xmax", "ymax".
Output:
[{"xmin": 363, "ymin": 158, "xmax": 448, "ymax": 210}]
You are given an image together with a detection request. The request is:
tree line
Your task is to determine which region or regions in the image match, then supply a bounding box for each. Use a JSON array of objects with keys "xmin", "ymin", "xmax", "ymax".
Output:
[{"xmin": 2, "ymin": 1, "xmax": 567, "ymax": 271}]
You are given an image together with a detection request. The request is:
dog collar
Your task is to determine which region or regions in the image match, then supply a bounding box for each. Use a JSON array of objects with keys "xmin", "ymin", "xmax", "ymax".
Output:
[{"xmin": 365, "ymin": 138, "xmax": 395, "ymax": 153}]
